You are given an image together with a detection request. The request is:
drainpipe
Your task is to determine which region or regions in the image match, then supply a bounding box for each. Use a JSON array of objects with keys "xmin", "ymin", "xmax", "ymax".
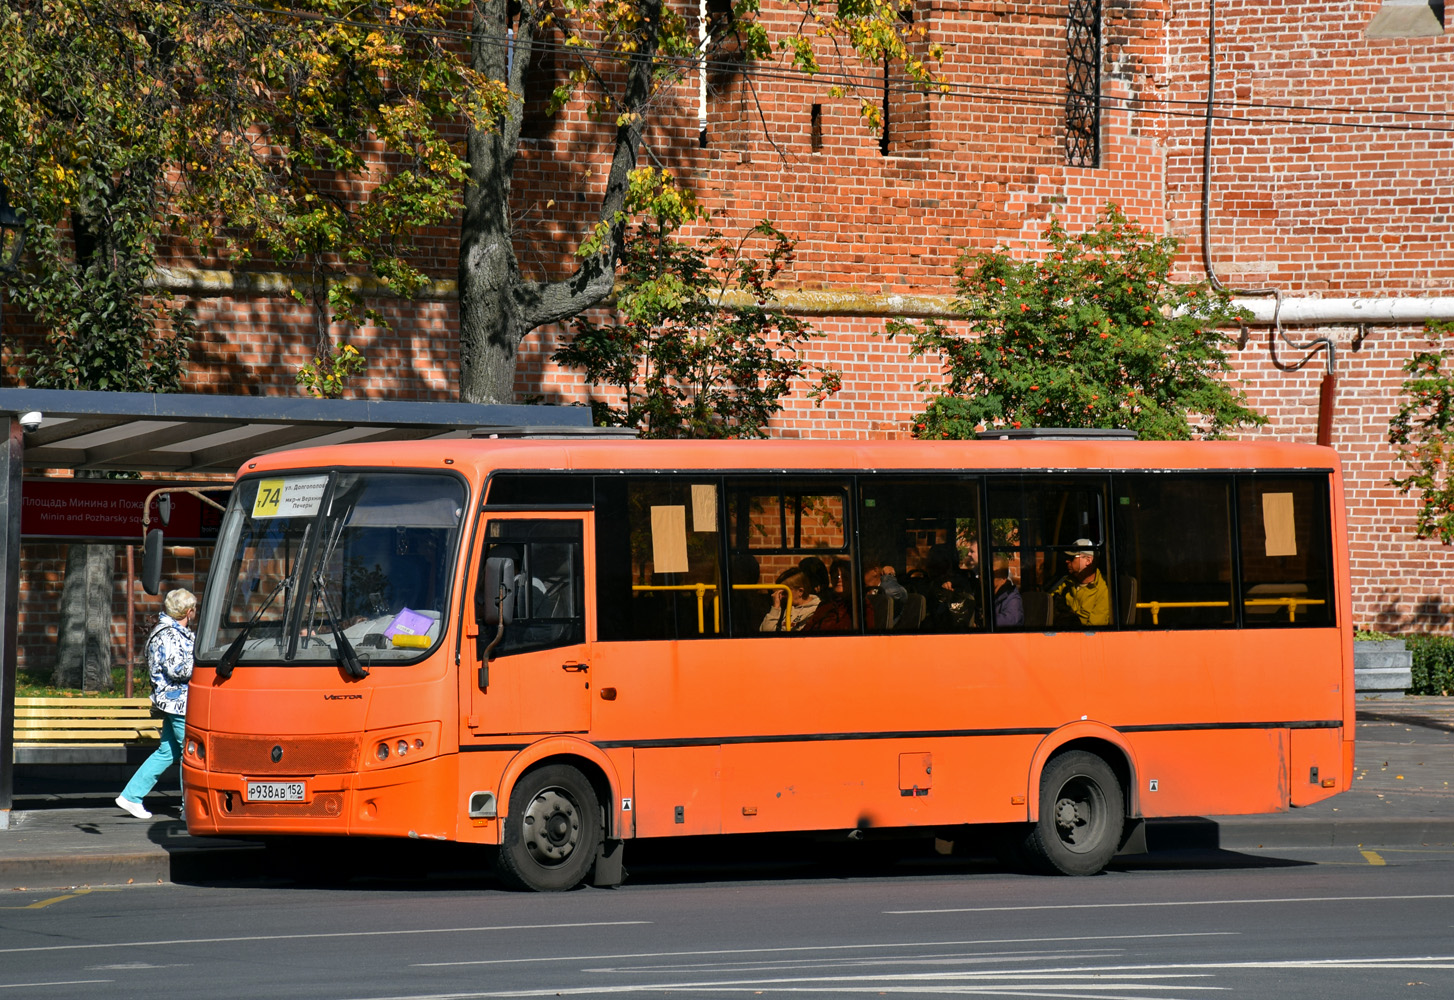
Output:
[
  {"xmin": 1202, "ymin": 0, "xmax": 1338, "ymax": 446},
  {"xmin": 1231, "ymin": 297, "xmax": 1454, "ymax": 325}
]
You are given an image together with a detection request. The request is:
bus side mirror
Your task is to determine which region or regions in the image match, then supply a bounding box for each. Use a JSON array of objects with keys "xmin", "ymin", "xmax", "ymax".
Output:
[
  {"xmin": 481, "ymin": 556, "xmax": 518, "ymax": 626},
  {"xmin": 142, "ymin": 529, "xmax": 164, "ymax": 595}
]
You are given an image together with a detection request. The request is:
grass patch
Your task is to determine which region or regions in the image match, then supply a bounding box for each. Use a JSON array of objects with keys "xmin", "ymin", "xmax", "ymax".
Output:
[{"xmin": 16, "ymin": 662, "xmax": 152, "ymax": 700}]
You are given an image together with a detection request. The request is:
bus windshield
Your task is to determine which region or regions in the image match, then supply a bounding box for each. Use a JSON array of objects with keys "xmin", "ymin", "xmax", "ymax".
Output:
[{"xmin": 195, "ymin": 471, "xmax": 467, "ymax": 667}]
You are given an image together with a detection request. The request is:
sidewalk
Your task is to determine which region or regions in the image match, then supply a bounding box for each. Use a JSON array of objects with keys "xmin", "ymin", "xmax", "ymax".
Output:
[{"xmin": 2, "ymin": 699, "xmax": 1451, "ymax": 890}]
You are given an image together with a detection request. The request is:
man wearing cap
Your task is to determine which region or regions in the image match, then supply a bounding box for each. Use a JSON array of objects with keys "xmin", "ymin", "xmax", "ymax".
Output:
[{"xmin": 1051, "ymin": 538, "xmax": 1111, "ymax": 628}]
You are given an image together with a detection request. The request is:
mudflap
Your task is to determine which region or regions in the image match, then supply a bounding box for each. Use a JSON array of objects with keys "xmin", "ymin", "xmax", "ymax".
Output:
[
  {"xmin": 1116, "ymin": 817, "xmax": 1148, "ymax": 856},
  {"xmin": 592, "ymin": 839, "xmax": 625, "ymax": 887}
]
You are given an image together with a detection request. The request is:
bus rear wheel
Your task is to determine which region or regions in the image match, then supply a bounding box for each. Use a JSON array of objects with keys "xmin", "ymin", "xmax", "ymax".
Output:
[
  {"xmin": 496, "ymin": 764, "xmax": 602, "ymax": 892},
  {"xmin": 1024, "ymin": 750, "xmax": 1123, "ymax": 876}
]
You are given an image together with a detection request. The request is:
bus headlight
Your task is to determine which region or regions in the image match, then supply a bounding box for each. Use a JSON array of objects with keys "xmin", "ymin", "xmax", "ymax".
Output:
[{"xmin": 363, "ymin": 726, "xmax": 439, "ymax": 770}]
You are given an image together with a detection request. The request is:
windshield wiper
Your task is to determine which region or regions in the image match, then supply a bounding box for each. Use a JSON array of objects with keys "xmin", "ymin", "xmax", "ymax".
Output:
[
  {"xmin": 311, "ymin": 566, "xmax": 368, "ymax": 679},
  {"xmin": 218, "ymin": 573, "xmax": 294, "ymax": 680}
]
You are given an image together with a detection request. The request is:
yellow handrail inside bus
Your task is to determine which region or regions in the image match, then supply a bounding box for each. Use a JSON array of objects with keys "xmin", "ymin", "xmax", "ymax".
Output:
[
  {"xmin": 630, "ymin": 582, "xmax": 795, "ymax": 633},
  {"xmin": 1134, "ymin": 600, "xmax": 1230, "ymax": 626},
  {"xmin": 632, "ymin": 583, "xmax": 720, "ymax": 633},
  {"xmin": 1244, "ymin": 597, "xmax": 1325, "ymax": 622},
  {"xmin": 1134, "ymin": 597, "xmax": 1324, "ymax": 625}
]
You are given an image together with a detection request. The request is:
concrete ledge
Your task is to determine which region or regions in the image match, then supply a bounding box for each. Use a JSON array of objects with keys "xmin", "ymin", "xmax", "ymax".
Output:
[
  {"xmin": 1148, "ymin": 815, "xmax": 1454, "ymax": 852},
  {"xmin": 0, "ymin": 842, "xmax": 267, "ymax": 891}
]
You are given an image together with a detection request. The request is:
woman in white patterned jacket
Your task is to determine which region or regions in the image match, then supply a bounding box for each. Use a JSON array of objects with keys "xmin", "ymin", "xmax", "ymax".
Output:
[{"xmin": 115, "ymin": 589, "xmax": 196, "ymax": 820}]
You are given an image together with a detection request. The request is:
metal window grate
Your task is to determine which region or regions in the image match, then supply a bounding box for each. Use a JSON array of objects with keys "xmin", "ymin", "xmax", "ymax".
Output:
[{"xmin": 1066, "ymin": 0, "xmax": 1101, "ymax": 168}]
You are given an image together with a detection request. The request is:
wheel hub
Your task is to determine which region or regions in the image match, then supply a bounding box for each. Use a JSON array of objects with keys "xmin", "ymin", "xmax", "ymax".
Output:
[{"xmin": 522, "ymin": 788, "xmax": 581, "ymax": 863}]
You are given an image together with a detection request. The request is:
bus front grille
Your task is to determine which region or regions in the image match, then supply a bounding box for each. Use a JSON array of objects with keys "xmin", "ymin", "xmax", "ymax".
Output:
[{"xmin": 209, "ymin": 735, "xmax": 361, "ymax": 775}]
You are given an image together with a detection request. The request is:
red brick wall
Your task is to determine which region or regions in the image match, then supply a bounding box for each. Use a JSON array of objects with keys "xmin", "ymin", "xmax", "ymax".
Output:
[{"xmin": 7, "ymin": 0, "xmax": 1454, "ymax": 650}]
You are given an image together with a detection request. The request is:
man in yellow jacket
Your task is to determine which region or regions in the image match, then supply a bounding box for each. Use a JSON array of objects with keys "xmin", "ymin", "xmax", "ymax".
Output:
[{"xmin": 1052, "ymin": 539, "xmax": 1111, "ymax": 628}]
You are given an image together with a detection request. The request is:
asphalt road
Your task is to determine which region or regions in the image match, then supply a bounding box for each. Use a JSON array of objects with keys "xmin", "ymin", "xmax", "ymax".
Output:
[{"xmin": 2, "ymin": 841, "xmax": 1452, "ymax": 1000}]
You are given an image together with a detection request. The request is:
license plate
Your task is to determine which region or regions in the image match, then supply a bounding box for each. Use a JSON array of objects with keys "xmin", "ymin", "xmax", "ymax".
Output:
[{"xmin": 246, "ymin": 780, "xmax": 306, "ymax": 802}]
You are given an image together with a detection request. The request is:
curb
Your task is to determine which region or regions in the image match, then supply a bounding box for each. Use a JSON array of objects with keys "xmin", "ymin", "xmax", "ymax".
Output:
[
  {"xmin": 0, "ymin": 844, "xmax": 267, "ymax": 892},
  {"xmin": 1148, "ymin": 816, "xmax": 1454, "ymax": 851}
]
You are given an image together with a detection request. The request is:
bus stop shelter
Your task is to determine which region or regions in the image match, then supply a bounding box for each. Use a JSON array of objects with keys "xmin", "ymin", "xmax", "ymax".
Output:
[{"xmin": 0, "ymin": 388, "xmax": 594, "ymax": 829}]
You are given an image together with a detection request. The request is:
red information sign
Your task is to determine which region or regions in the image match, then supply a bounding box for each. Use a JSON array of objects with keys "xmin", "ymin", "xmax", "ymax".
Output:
[{"xmin": 21, "ymin": 480, "xmax": 228, "ymax": 542}]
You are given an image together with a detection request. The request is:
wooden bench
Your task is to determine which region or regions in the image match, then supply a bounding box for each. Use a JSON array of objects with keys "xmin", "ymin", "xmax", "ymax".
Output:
[{"xmin": 12, "ymin": 697, "xmax": 162, "ymax": 765}]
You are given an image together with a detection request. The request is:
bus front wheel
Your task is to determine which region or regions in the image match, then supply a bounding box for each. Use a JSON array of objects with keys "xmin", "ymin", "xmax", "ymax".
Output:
[
  {"xmin": 497, "ymin": 764, "xmax": 602, "ymax": 891},
  {"xmin": 1024, "ymin": 750, "xmax": 1123, "ymax": 876}
]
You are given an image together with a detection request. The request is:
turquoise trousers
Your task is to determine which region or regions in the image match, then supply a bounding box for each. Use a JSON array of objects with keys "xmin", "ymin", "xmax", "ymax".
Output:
[{"xmin": 120, "ymin": 712, "xmax": 185, "ymax": 804}]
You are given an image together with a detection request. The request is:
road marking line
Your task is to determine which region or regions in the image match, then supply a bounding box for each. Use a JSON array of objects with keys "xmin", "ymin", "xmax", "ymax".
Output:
[
  {"xmin": 0, "ymin": 889, "xmax": 95, "ymax": 910},
  {"xmin": 1360, "ymin": 850, "xmax": 1386, "ymax": 865},
  {"xmin": 413, "ymin": 933, "xmax": 1238, "ymax": 968},
  {"xmin": 0, "ymin": 981, "xmax": 113, "ymax": 990},
  {"xmin": 886, "ymin": 893, "xmax": 1454, "ymax": 914},
  {"xmin": 0, "ymin": 887, "xmax": 124, "ymax": 910},
  {"xmin": 0, "ymin": 921, "xmax": 649, "ymax": 956},
  {"xmin": 342, "ymin": 956, "xmax": 1454, "ymax": 1000}
]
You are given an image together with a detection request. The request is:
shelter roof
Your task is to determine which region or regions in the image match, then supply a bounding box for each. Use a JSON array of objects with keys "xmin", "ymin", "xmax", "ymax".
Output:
[{"xmin": 0, "ymin": 388, "xmax": 592, "ymax": 476}]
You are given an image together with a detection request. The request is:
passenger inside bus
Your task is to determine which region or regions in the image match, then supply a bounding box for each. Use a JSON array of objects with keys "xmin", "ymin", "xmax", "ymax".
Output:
[
  {"xmin": 760, "ymin": 569, "xmax": 819, "ymax": 632},
  {"xmin": 801, "ymin": 558, "xmax": 854, "ymax": 632},
  {"xmin": 920, "ymin": 542, "xmax": 978, "ymax": 631},
  {"xmin": 1051, "ymin": 538, "xmax": 1112, "ymax": 628},
  {"xmin": 992, "ymin": 556, "xmax": 1024, "ymax": 626}
]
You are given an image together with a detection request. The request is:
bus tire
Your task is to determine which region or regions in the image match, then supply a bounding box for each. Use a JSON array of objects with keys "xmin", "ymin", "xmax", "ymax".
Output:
[
  {"xmin": 496, "ymin": 764, "xmax": 602, "ymax": 892},
  {"xmin": 1023, "ymin": 750, "xmax": 1123, "ymax": 876}
]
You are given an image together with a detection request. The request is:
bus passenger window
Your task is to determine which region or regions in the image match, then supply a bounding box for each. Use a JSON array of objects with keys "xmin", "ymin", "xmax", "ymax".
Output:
[
  {"xmin": 988, "ymin": 476, "xmax": 1111, "ymax": 630},
  {"xmin": 859, "ymin": 478, "xmax": 985, "ymax": 634},
  {"xmin": 725, "ymin": 480, "xmax": 851, "ymax": 636},
  {"xmin": 1237, "ymin": 477, "xmax": 1334, "ymax": 628},
  {"xmin": 1112, "ymin": 476, "xmax": 1235, "ymax": 629},
  {"xmin": 595, "ymin": 479, "xmax": 723, "ymax": 641}
]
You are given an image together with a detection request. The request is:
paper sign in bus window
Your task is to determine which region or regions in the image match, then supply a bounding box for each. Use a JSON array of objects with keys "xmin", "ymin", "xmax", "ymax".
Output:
[
  {"xmin": 1262, "ymin": 492, "xmax": 1297, "ymax": 557},
  {"xmin": 691, "ymin": 484, "xmax": 718, "ymax": 533},
  {"xmin": 252, "ymin": 475, "xmax": 328, "ymax": 519},
  {"xmin": 651, "ymin": 505, "xmax": 689, "ymax": 574}
]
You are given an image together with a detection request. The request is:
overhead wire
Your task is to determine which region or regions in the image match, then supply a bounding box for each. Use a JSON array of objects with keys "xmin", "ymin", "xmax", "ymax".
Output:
[{"xmin": 173, "ymin": 0, "xmax": 1454, "ymax": 136}]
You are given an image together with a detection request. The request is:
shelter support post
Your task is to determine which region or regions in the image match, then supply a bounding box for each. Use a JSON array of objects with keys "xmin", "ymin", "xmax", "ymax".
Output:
[{"xmin": 0, "ymin": 418, "xmax": 22, "ymax": 829}]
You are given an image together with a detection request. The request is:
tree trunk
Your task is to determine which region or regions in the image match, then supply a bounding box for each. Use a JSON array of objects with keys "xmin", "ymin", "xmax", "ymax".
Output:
[
  {"xmin": 457, "ymin": 0, "xmax": 658, "ymax": 404},
  {"xmin": 52, "ymin": 543, "xmax": 116, "ymax": 692}
]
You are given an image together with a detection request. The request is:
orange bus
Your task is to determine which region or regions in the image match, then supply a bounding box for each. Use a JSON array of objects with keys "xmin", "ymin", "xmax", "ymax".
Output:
[{"xmin": 176, "ymin": 434, "xmax": 1353, "ymax": 890}]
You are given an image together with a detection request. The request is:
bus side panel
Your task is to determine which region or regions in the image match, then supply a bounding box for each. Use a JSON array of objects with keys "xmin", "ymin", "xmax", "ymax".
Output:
[
  {"xmin": 454, "ymin": 748, "xmax": 517, "ymax": 845},
  {"xmin": 714, "ymin": 735, "xmax": 1044, "ymax": 836},
  {"xmin": 1289, "ymin": 727, "xmax": 1347, "ymax": 806},
  {"xmin": 634, "ymin": 746, "xmax": 723, "ymax": 837},
  {"xmin": 1128, "ymin": 729, "xmax": 1289, "ymax": 818}
]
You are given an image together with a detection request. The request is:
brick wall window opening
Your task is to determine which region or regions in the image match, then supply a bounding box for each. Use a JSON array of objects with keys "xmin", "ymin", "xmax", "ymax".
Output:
[
  {"xmin": 811, "ymin": 104, "xmax": 823, "ymax": 151},
  {"xmin": 1065, "ymin": 0, "xmax": 1101, "ymax": 168},
  {"xmin": 881, "ymin": 3, "xmax": 931, "ymax": 157},
  {"xmin": 701, "ymin": 0, "xmax": 741, "ymax": 148}
]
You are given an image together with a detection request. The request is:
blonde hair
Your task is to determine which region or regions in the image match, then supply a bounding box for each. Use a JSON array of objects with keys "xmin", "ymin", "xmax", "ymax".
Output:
[{"xmin": 164, "ymin": 588, "xmax": 197, "ymax": 620}]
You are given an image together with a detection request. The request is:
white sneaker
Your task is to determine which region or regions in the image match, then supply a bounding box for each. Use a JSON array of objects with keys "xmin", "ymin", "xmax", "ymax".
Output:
[{"xmin": 115, "ymin": 795, "xmax": 152, "ymax": 820}]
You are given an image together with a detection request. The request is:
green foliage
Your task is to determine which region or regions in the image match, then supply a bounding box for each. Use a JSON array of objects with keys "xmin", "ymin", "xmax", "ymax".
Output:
[
  {"xmin": 297, "ymin": 342, "xmax": 367, "ymax": 398},
  {"xmin": 886, "ymin": 205, "xmax": 1265, "ymax": 440},
  {"xmin": 19, "ymin": 275, "xmax": 193, "ymax": 391},
  {"xmin": 1388, "ymin": 323, "xmax": 1454, "ymax": 544},
  {"xmin": 552, "ymin": 0, "xmax": 938, "ymax": 135},
  {"xmin": 553, "ymin": 168, "xmax": 840, "ymax": 438},
  {"xmin": 0, "ymin": 0, "xmax": 500, "ymax": 381},
  {"xmin": 1404, "ymin": 634, "xmax": 1454, "ymax": 696}
]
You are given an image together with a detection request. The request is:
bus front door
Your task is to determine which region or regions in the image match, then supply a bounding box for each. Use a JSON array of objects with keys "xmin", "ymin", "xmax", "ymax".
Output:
[{"xmin": 469, "ymin": 515, "xmax": 592, "ymax": 736}]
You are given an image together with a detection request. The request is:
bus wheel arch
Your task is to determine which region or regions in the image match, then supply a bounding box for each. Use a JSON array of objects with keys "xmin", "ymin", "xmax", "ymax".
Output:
[
  {"xmin": 1023, "ymin": 734, "xmax": 1136, "ymax": 877},
  {"xmin": 496, "ymin": 761, "xmax": 604, "ymax": 891},
  {"xmin": 497, "ymin": 739, "xmax": 625, "ymax": 841}
]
